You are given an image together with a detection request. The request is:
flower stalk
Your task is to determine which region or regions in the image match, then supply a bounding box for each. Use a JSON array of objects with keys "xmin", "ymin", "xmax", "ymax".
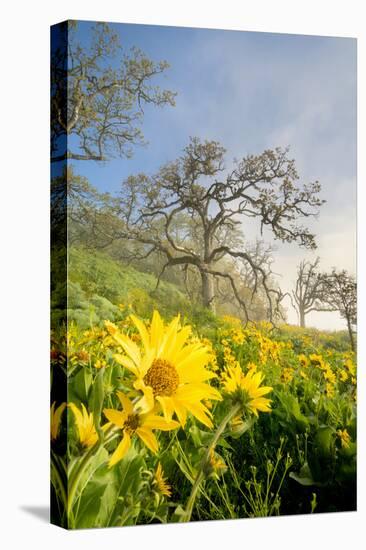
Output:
[{"xmin": 180, "ymin": 402, "xmax": 242, "ymax": 522}]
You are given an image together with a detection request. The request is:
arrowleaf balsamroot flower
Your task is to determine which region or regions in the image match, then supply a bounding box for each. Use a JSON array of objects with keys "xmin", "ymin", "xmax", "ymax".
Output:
[
  {"xmin": 50, "ymin": 402, "xmax": 66, "ymax": 441},
  {"xmin": 69, "ymin": 403, "xmax": 99, "ymax": 448},
  {"xmin": 103, "ymin": 391, "xmax": 179, "ymax": 467},
  {"xmin": 221, "ymin": 364, "xmax": 272, "ymax": 416},
  {"xmin": 105, "ymin": 311, "xmax": 222, "ymax": 428}
]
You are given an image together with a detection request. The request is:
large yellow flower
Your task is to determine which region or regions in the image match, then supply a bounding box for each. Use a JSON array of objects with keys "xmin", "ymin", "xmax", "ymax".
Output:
[
  {"xmin": 69, "ymin": 403, "xmax": 99, "ymax": 448},
  {"xmin": 103, "ymin": 391, "xmax": 179, "ymax": 467},
  {"xmin": 221, "ymin": 364, "xmax": 272, "ymax": 416},
  {"xmin": 105, "ymin": 312, "xmax": 222, "ymax": 428}
]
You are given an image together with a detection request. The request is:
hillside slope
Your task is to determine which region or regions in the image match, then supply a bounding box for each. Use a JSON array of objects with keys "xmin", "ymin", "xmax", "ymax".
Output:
[{"xmin": 52, "ymin": 246, "xmax": 190, "ymax": 328}]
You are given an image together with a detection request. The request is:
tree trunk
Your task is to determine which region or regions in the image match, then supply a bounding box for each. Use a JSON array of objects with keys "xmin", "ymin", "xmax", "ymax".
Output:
[
  {"xmin": 346, "ymin": 317, "xmax": 355, "ymax": 352},
  {"xmin": 299, "ymin": 308, "xmax": 306, "ymax": 328},
  {"xmin": 201, "ymin": 271, "xmax": 216, "ymax": 314}
]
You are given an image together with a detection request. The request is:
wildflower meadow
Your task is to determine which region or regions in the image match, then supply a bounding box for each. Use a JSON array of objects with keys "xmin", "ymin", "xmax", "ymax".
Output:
[{"xmin": 51, "ymin": 309, "xmax": 356, "ymax": 528}]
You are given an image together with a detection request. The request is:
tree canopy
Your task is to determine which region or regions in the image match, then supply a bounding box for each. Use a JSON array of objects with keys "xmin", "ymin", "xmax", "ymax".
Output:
[
  {"xmin": 51, "ymin": 21, "xmax": 176, "ymax": 162},
  {"xmin": 322, "ymin": 269, "xmax": 357, "ymax": 350},
  {"xmin": 99, "ymin": 137, "xmax": 325, "ymax": 321}
]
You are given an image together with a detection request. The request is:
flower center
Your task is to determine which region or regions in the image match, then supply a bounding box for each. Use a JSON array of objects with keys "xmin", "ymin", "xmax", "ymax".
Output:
[
  {"xmin": 124, "ymin": 413, "xmax": 140, "ymax": 434},
  {"xmin": 143, "ymin": 358, "xmax": 180, "ymax": 397}
]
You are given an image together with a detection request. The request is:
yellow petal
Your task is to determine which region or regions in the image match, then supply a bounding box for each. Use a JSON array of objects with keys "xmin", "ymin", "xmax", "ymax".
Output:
[
  {"xmin": 171, "ymin": 399, "xmax": 187, "ymax": 427},
  {"xmin": 156, "ymin": 396, "xmax": 175, "ymax": 422},
  {"xmin": 103, "ymin": 408, "xmax": 127, "ymax": 428},
  {"xmin": 113, "ymin": 353, "xmax": 139, "ymax": 375},
  {"xmin": 176, "ymin": 383, "xmax": 221, "ymax": 403},
  {"xmin": 176, "ymin": 348, "xmax": 211, "ymax": 374},
  {"xmin": 116, "ymin": 391, "xmax": 134, "ymax": 415},
  {"xmin": 113, "ymin": 333, "xmax": 141, "ymax": 366},
  {"xmin": 157, "ymin": 315, "xmax": 180, "ymax": 356},
  {"xmin": 134, "ymin": 382, "xmax": 155, "ymax": 413},
  {"xmin": 185, "ymin": 402, "xmax": 213, "ymax": 428},
  {"xmin": 130, "ymin": 314, "xmax": 150, "ymax": 351},
  {"xmin": 136, "ymin": 427, "xmax": 159, "ymax": 454},
  {"xmin": 150, "ymin": 310, "xmax": 164, "ymax": 350},
  {"xmin": 168, "ymin": 326, "xmax": 192, "ymax": 362},
  {"xmin": 69, "ymin": 402, "xmax": 84, "ymax": 435},
  {"xmin": 177, "ymin": 363, "xmax": 217, "ymax": 384},
  {"xmin": 109, "ymin": 431, "xmax": 131, "ymax": 467},
  {"xmin": 142, "ymin": 414, "xmax": 180, "ymax": 431},
  {"xmin": 51, "ymin": 402, "xmax": 66, "ymax": 438},
  {"xmin": 252, "ymin": 386, "xmax": 273, "ymax": 398}
]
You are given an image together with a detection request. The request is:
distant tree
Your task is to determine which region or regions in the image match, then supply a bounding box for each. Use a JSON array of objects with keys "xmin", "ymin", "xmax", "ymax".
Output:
[
  {"xmin": 107, "ymin": 137, "xmax": 325, "ymax": 321},
  {"xmin": 51, "ymin": 21, "xmax": 176, "ymax": 162},
  {"xmin": 322, "ymin": 269, "xmax": 357, "ymax": 351},
  {"xmin": 292, "ymin": 257, "xmax": 331, "ymax": 327}
]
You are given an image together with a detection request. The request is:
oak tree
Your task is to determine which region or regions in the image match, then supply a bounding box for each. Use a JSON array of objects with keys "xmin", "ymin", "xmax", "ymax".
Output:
[
  {"xmin": 322, "ymin": 269, "xmax": 357, "ymax": 350},
  {"xmin": 51, "ymin": 21, "xmax": 176, "ymax": 163},
  {"xmin": 112, "ymin": 137, "xmax": 325, "ymax": 321},
  {"xmin": 292, "ymin": 257, "xmax": 331, "ymax": 327}
]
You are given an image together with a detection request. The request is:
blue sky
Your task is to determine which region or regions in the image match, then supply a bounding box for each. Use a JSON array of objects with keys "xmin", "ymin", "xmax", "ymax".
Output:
[{"xmin": 71, "ymin": 21, "xmax": 357, "ymax": 329}]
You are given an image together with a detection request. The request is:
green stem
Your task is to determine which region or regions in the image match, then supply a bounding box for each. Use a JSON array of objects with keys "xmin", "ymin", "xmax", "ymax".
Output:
[{"xmin": 181, "ymin": 402, "xmax": 241, "ymax": 522}]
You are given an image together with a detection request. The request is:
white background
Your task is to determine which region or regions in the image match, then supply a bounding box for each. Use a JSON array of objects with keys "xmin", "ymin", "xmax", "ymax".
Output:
[{"xmin": 0, "ymin": 1, "xmax": 364, "ymax": 548}]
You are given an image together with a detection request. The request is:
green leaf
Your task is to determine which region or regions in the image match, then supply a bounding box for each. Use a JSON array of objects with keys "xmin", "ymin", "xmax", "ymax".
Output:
[
  {"xmin": 275, "ymin": 391, "xmax": 309, "ymax": 431},
  {"xmin": 189, "ymin": 425, "xmax": 213, "ymax": 448},
  {"xmin": 75, "ymin": 450, "xmax": 145, "ymax": 529},
  {"xmin": 314, "ymin": 426, "xmax": 334, "ymax": 456},
  {"xmin": 69, "ymin": 367, "xmax": 92, "ymax": 403},
  {"xmin": 289, "ymin": 462, "xmax": 318, "ymax": 486}
]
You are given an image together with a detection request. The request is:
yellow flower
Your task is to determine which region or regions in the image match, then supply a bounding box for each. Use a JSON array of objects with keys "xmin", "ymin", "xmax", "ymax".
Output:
[
  {"xmin": 104, "ymin": 392, "xmax": 179, "ymax": 467},
  {"xmin": 208, "ymin": 449, "xmax": 227, "ymax": 476},
  {"xmin": 221, "ymin": 364, "xmax": 272, "ymax": 416},
  {"xmin": 69, "ymin": 403, "xmax": 99, "ymax": 448},
  {"xmin": 94, "ymin": 359, "xmax": 106, "ymax": 369},
  {"xmin": 298, "ymin": 354, "xmax": 309, "ymax": 368},
  {"xmin": 106, "ymin": 311, "xmax": 221, "ymax": 428},
  {"xmin": 339, "ymin": 369, "xmax": 348, "ymax": 382},
  {"xmin": 337, "ymin": 429, "xmax": 351, "ymax": 449},
  {"xmin": 104, "ymin": 320, "xmax": 118, "ymax": 336},
  {"xmin": 221, "ymin": 315, "xmax": 242, "ymax": 328},
  {"xmin": 50, "ymin": 402, "xmax": 66, "ymax": 441},
  {"xmin": 323, "ymin": 367, "xmax": 336, "ymax": 385},
  {"xmin": 229, "ymin": 414, "xmax": 248, "ymax": 436},
  {"xmin": 309, "ymin": 354, "xmax": 323, "ymax": 367},
  {"xmin": 300, "ymin": 370, "xmax": 308, "ymax": 380},
  {"xmin": 281, "ymin": 367, "xmax": 294, "ymax": 383},
  {"xmin": 344, "ymin": 358, "xmax": 356, "ymax": 376},
  {"xmin": 325, "ymin": 383, "xmax": 335, "ymax": 398},
  {"xmin": 153, "ymin": 463, "xmax": 172, "ymax": 497},
  {"xmin": 246, "ymin": 362, "xmax": 257, "ymax": 374}
]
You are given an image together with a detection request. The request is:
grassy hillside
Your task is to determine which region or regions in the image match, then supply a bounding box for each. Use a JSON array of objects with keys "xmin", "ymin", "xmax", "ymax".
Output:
[
  {"xmin": 52, "ymin": 246, "xmax": 191, "ymax": 328},
  {"xmin": 51, "ymin": 247, "xmax": 353, "ymax": 351}
]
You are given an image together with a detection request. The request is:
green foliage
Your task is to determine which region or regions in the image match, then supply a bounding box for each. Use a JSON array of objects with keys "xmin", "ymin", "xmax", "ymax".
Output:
[
  {"xmin": 51, "ymin": 246, "xmax": 192, "ymax": 328},
  {"xmin": 75, "ymin": 451, "xmax": 146, "ymax": 528},
  {"xmin": 70, "ymin": 246, "xmax": 187, "ymax": 310}
]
